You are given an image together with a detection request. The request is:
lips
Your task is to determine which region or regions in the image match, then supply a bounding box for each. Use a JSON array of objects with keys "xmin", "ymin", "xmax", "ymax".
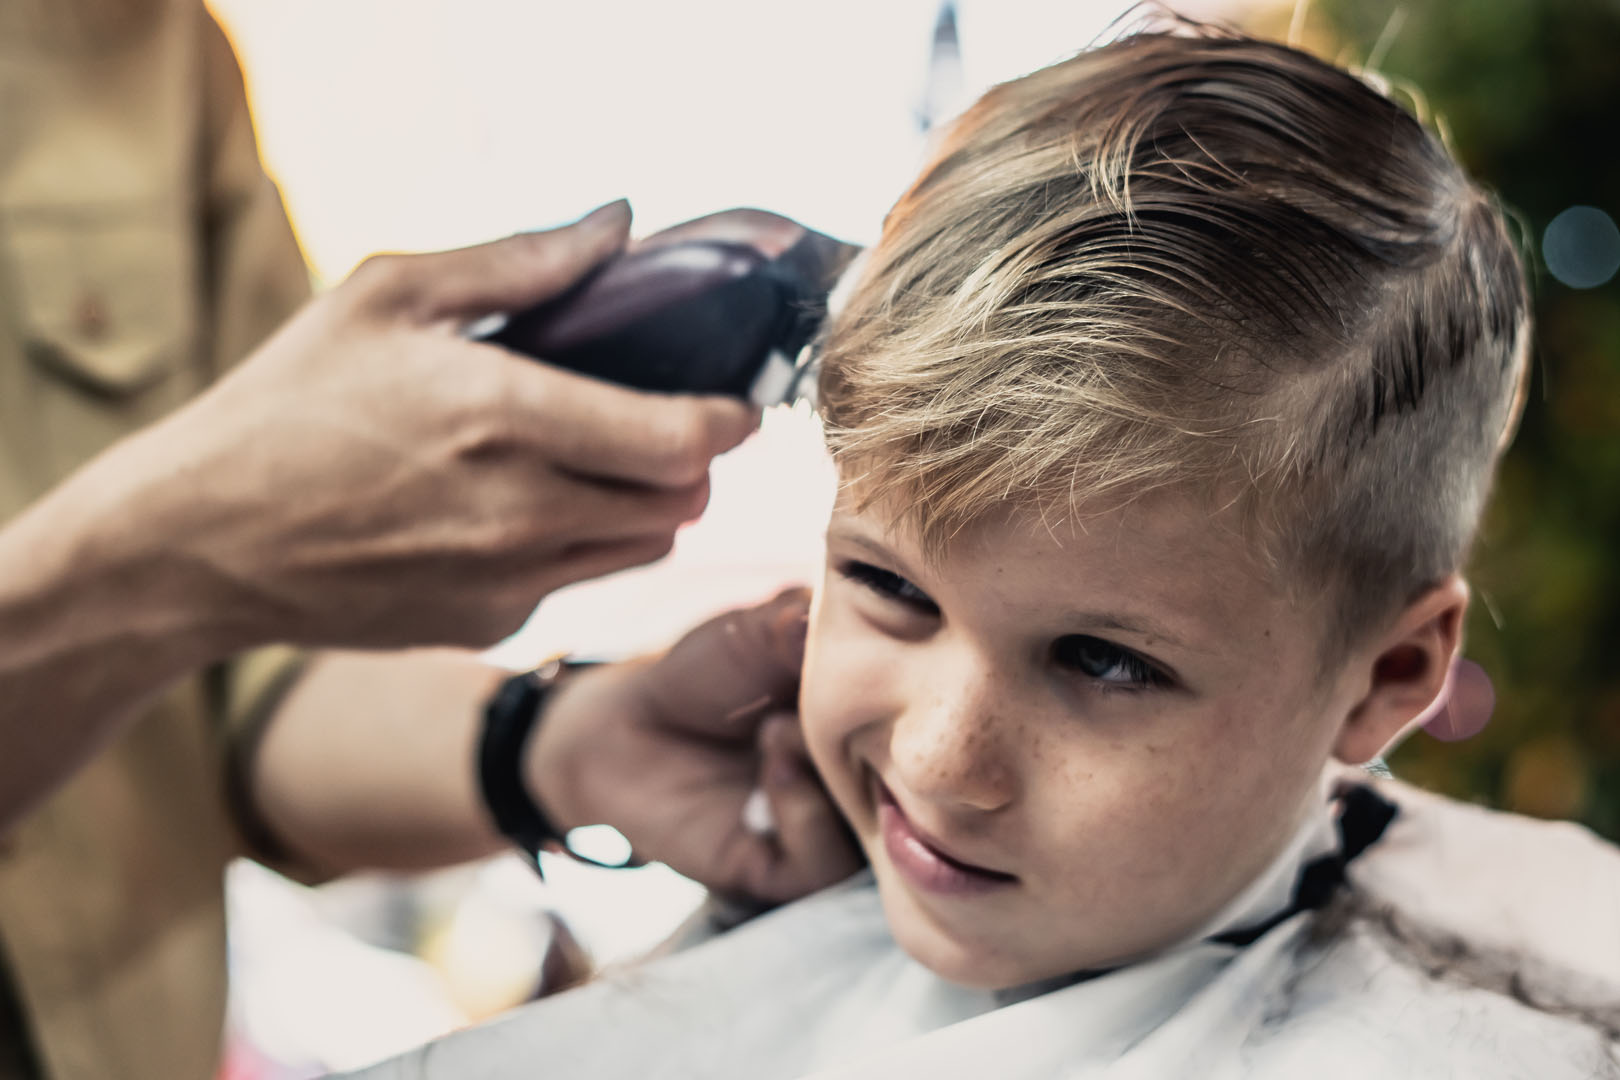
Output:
[{"xmin": 875, "ymin": 778, "xmax": 1017, "ymax": 896}]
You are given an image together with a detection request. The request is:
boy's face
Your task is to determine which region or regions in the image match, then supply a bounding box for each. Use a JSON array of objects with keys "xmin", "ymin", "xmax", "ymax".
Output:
[{"xmin": 800, "ymin": 485, "xmax": 1359, "ymax": 989}]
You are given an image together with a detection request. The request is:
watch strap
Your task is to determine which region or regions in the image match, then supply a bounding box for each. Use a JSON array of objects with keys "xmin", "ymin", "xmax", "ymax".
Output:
[{"xmin": 479, "ymin": 661, "xmax": 576, "ymax": 874}]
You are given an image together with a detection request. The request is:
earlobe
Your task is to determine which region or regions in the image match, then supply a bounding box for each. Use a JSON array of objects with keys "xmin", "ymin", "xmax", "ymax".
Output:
[{"xmin": 1332, "ymin": 576, "xmax": 1469, "ymax": 765}]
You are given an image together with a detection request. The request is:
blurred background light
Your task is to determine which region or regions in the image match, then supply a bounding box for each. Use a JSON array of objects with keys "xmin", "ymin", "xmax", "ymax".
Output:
[
  {"xmin": 1543, "ymin": 205, "xmax": 1620, "ymax": 289},
  {"xmin": 562, "ymin": 823, "xmax": 635, "ymax": 867}
]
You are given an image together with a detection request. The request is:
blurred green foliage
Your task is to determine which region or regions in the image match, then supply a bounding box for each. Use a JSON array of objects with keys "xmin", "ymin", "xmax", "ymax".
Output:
[{"xmin": 1279, "ymin": 0, "xmax": 1620, "ymax": 838}]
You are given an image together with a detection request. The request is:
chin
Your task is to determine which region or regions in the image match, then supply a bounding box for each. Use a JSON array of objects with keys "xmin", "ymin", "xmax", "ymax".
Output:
[
  {"xmin": 893, "ymin": 925, "xmax": 1051, "ymax": 990},
  {"xmin": 875, "ymin": 875, "xmax": 1044, "ymax": 991}
]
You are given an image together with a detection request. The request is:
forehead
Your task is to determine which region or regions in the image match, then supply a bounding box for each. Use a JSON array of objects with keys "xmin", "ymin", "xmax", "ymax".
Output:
[{"xmin": 828, "ymin": 486, "xmax": 1305, "ymax": 653}]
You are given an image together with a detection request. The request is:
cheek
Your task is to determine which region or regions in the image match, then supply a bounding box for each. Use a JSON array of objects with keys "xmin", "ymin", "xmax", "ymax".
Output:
[
  {"xmin": 1091, "ymin": 695, "xmax": 1332, "ymax": 895},
  {"xmin": 1191, "ymin": 674, "xmax": 1340, "ymax": 815},
  {"xmin": 798, "ymin": 589, "xmax": 897, "ymax": 796},
  {"xmin": 1033, "ymin": 691, "xmax": 1324, "ymax": 883}
]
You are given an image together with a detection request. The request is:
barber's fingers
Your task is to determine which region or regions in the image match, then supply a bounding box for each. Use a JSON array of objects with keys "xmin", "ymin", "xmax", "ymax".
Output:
[
  {"xmin": 757, "ymin": 586, "xmax": 813, "ymax": 672},
  {"xmin": 545, "ymin": 533, "xmax": 684, "ymax": 590},
  {"xmin": 353, "ymin": 200, "xmax": 632, "ymax": 322},
  {"xmin": 644, "ymin": 588, "xmax": 813, "ymax": 740},
  {"xmin": 500, "ymin": 361, "xmax": 759, "ymax": 489},
  {"xmin": 548, "ymin": 471, "xmax": 712, "ymax": 539},
  {"xmin": 753, "ymin": 713, "xmax": 863, "ymax": 902}
]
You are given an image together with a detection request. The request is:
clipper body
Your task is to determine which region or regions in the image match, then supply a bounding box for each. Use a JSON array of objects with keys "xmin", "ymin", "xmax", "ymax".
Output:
[{"xmin": 480, "ymin": 208, "xmax": 859, "ymax": 406}]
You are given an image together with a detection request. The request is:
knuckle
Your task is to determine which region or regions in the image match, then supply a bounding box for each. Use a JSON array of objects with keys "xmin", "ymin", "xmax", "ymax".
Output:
[
  {"xmin": 652, "ymin": 413, "xmax": 714, "ymax": 483},
  {"xmin": 711, "ymin": 604, "xmax": 772, "ymax": 674},
  {"xmin": 448, "ymin": 407, "xmax": 519, "ymax": 464},
  {"xmin": 443, "ymin": 368, "xmax": 527, "ymax": 457},
  {"xmin": 344, "ymin": 252, "xmax": 413, "ymax": 310},
  {"xmin": 348, "ymin": 252, "xmax": 401, "ymax": 288}
]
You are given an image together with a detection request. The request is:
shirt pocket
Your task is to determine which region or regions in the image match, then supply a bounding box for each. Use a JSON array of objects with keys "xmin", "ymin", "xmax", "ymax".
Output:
[{"xmin": 7, "ymin": 204, "xmax": 201, "ymax": 400}]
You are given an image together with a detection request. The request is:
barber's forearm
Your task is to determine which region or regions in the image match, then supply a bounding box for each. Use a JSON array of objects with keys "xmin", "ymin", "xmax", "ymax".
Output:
[
  {"xmin": 0, "ymin": 428, "xmax": 259, "ymax": 832},
  {"xmin": 249, "ymin": 649, "xmax": 510, "ymax": 876}
]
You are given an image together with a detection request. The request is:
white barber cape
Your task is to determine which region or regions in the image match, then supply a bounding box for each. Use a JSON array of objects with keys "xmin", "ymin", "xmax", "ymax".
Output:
[{"xmin": 338, "ymin": 776, "xmax": 1620, "ymax": 1080}]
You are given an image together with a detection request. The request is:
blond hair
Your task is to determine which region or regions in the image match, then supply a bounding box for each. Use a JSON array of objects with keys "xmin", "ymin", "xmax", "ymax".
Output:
[{"xmin": 818, "ymin": 18, "xmax": 1530, "ymax": 650}]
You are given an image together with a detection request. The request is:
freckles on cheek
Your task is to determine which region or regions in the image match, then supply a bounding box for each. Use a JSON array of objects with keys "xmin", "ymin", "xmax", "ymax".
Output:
[{"xmin": 1045, "ymin": 725, "xmax": 1230, "ymax": 853}]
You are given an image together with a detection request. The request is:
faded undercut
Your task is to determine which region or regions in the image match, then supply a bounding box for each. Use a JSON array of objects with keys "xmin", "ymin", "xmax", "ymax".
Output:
[{"xmin": 817, "ymin": 16, "xmax": 1529, "ymax": 651}]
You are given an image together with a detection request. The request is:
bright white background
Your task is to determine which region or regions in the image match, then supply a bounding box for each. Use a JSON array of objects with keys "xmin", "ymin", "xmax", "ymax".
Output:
[
  {"xmin": 201, "ymin": 2, "xmax": 1236, "ymax": 1074},
  {"xmin": 206, "ymin": 0, "xmax": 1231, "ymax": 658}
]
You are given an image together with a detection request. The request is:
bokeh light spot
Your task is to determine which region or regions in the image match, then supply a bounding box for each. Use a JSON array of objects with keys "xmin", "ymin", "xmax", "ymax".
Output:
[
  {"xmin": 1504, "ymin": 734, "xmax": 1589, "ymax": 821},
  {"xmin": 1422, "ymin": 658, "xmax": 1495, "ymax": 742},
  {"xmin": 1543, "ymin": 205, "xmax": 1620, "ymax": 289},
  {"xmin": 563, "ymin": 824, "xmax": 634, "ymax": 867}
]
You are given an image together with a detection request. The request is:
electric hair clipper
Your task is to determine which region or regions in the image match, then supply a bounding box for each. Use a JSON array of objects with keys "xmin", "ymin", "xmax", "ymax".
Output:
[{"xmin": 477, "ymin": 208, "xmax": 862, "ymax": 407}]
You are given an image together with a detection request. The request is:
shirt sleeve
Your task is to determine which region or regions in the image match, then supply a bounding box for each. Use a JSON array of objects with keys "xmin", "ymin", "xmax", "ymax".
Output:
[{"xmin": 212, "ymin": 646, "xmax": 332, "ymax": 882}]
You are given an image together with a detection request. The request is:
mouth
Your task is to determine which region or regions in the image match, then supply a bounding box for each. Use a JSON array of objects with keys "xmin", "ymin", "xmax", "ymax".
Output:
[{"xmin": 874, "ymin": 776, "xmax": 1018, "ymax": 896}]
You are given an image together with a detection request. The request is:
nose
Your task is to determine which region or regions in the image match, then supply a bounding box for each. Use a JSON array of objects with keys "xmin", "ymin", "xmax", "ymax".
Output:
[{"xmin": 888, "ymin": 662, "xmax": 1017, "ymax": 814}]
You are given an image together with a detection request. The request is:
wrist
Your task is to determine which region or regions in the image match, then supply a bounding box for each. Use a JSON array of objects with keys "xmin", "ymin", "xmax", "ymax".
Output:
[
  {"xmin": 123, "ymin": 410, "xmax": 290, "ymax": 645},
  {"xmin": 0, "ymin": 436, "xmax": 257, "ymax": 675},
  {"xmin": 484, "ymin": 660, "xmax": 629, "ymax": 871},
  {"xmin": 521, "ymin": 662, "xmax": 599, "ymax": 837},
  {"xmin": 110, "ymin": 429, "xmax": 270, "ymax": 653},
  {"xmin": 0, "ymin": 432, "xmax": 264, "ymax": 827},
  {"xmin": 490, "ymin": 659, "xmax": 642, "ymax": 873}
]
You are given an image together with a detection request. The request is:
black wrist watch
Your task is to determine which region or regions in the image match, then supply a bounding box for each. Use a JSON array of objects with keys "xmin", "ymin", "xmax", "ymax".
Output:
[{"xmin": 478, "ymin": 658, "xmax": 633, "ymax": 877}]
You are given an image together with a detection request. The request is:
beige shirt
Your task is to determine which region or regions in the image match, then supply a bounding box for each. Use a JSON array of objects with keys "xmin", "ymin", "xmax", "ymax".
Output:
[{"xmin": 0, "ymin": 2, "xmax": 312, "ymax": 1076}]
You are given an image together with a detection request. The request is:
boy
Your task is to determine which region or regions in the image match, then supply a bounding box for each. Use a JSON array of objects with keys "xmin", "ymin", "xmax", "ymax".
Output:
[{"xmin": 342, "ymin": 17, "xmax": 1620, "ymax": 1079}]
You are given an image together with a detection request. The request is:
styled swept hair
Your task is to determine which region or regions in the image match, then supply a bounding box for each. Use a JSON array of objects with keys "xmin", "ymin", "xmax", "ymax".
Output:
[{"xmin": 817, "ymin": 16, "xmax": 1529, "ymax": 649}]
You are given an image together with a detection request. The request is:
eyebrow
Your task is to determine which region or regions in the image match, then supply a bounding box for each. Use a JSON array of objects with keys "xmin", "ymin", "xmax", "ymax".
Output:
[
  {"xmin": 1058, "ymin": 612, "xmax": 1191, "ymax": 652},
  {"xmin": 828, "ymin": 525, "xmax": 1200, "ymax": 654},
  {"xmin": 833, "ymin": 529, "xmax": 916, "ymax": 571}
]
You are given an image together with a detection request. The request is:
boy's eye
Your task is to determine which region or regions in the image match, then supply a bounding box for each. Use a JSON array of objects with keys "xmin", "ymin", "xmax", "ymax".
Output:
[
  {"xmin": 1050, "ymin": 635, "xmax": 1165, "ymax": 689},
  {"xmin": 838, "ymin": 560, "xmax": 939, "ymax": 615}
]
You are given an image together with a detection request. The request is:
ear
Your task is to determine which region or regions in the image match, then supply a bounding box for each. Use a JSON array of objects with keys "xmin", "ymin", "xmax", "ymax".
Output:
[{"xmin": 1332, "ymin": 576, "xmax": 1469, "ymax": 765}]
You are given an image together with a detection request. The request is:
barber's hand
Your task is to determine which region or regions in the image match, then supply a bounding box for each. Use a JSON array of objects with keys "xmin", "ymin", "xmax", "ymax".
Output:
[
  {"xmin": 133, "ymin": 201, "xmax": 758, "ymax": 649},
  {"xmin": 528, "ymin": 588, "xmax": 863, "ymax": 906}
]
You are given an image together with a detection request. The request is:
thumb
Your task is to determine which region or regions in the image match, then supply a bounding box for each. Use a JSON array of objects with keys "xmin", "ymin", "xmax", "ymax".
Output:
[
  {"xmin": 644, "ymin": 587, "xmax": 812, "ymax": 740},
  {"xmin": 753, "ymin": 713, "xmax": 863, "ymax": 902},
  {"xmin": 393, "ymin": 199, "xmax": 633, "ymax": 323}
]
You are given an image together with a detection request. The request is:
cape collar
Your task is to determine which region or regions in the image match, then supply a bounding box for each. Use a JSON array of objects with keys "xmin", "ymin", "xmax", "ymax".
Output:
[{"xmin": 994, "ymin": 771, "xmax": 1398, "ymax": 1006}]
